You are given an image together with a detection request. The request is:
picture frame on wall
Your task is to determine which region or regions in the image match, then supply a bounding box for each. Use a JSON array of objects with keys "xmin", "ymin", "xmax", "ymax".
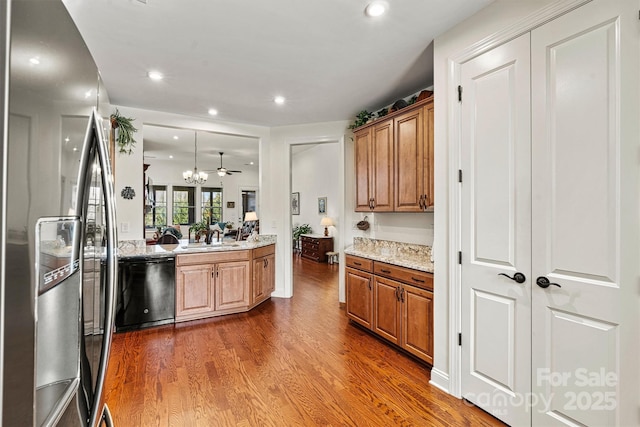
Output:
[
  {"xmin": 227, "ymin": 201, "xmax": 235, "ymax": 208},
  {"xmin": 291, "ymin": 192, "xmax": 300, "ymax": 215},
  {"xmin": 318, "ymin": 197, "xmax": 327, "ymax": 214}
]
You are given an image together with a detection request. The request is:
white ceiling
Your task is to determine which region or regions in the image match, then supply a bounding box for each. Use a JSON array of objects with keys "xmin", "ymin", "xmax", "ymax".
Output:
[{"xmin": 63, "ymin": 0, "xmax": 491, "ymax": 128}]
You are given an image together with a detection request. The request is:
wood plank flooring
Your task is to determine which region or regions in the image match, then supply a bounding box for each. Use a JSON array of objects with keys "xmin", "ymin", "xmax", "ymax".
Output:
[{"xmin": 104, "ymin": 255, "xmax": 504, "ymax": 426}]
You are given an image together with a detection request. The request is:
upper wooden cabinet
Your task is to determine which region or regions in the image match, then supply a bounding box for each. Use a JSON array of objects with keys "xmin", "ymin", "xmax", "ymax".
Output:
[
  {"xmin": 353, "ymin": 96, "xmax": 434, "ymax": 212},
  {"xmin": 355, "ymin": 119, "xmax": 394, "ymax": 212}
]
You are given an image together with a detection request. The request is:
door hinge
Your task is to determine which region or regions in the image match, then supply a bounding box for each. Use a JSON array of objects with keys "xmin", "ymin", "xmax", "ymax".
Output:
[
  {"xmin": 458, "ymin": 333, "xmax": 462, "ymax": 346},
  {"xmin": 458, "ymin": 85, "xmax": 462, "ymax": 102},
  {"xmin": 458, "ymin": 251, "xmax": 462, "ymax": 265},
  {"xmin": 458, "ymin": 169, "xmax": 462, "ymax": 183}
]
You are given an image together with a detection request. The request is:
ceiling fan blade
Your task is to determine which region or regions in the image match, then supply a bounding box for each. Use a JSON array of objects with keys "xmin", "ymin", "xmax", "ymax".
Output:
[{"xmin": 228, "ymin": 170, "xmax": 242, "ymax": 173}]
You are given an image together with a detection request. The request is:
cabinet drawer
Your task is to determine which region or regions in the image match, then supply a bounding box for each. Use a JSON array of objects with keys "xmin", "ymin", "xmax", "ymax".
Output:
[
  {"xmin": 177, "ymin": 250, "xmax": 250, "ymax": 266},
  {"xmin": 345, "ymin": 255, "xmax": 373, "ymax": 272},
  {"xmin": 374, "ymin": 262, "xmax": 433, "ymax": 291},
  {"xmin": 253, "ymin": 244, "xmax": 275, "ymax": 259}
]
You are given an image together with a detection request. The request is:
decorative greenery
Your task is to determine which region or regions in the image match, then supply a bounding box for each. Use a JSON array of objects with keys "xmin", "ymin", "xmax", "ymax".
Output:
[
  {"xmin": 190, "ymin": 219, "xmax": 209, "ymax": 239},
  {"xmin": 110, "ymin": 109, "xmax": 138, "ymax": 154},
  {"xmin": 293, "ymin": 224, "xmax": 313, "ymax": 241},
  {"xmin": 376, "ymin": 108, "xmax": 388, "ymax": 118},
  {"xmin": 407, "ymin": 95, "xmax": 418, "ymax": 105},
  {"xmin": 348, "ymin": 110, "xmax": 375, "ymax": 130}
]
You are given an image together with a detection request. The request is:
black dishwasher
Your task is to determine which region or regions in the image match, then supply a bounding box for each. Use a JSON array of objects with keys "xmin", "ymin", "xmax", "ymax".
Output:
[{"xmin": 116, "ymin": 256, "xmax": 175, "ymax": 331}]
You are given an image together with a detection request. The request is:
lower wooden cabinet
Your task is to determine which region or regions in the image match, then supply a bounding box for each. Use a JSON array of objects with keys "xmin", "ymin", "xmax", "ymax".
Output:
[
  {"xmin": 175, "ymin": 263, "xmax": 214, "ymax": 319},
  {"xmin": 345, "ymin": 267, "xmax": 374, "ymax": 329},
  {"xmin": 346, "ymin": 254, "xmax": 433, "ymax": 364},
  {"xmin": 175, "ymin": 244, "xmax": 275, "ymax": 323},
  {"xmin": 252, "ymin": 244, "xmax": 275, "ymax": 305}
]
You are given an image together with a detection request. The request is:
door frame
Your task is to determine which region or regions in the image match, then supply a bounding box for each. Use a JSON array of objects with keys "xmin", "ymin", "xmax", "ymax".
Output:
[{"xmin": 441, "ymin": 0, "xmax": 592, "ymax": 398}]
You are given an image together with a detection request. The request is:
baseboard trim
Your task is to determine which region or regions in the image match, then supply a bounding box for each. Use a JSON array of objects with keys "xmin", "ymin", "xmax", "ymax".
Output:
[{"xmin": 429, "ymin": 368, "xmax": 450, "ymax": 395}]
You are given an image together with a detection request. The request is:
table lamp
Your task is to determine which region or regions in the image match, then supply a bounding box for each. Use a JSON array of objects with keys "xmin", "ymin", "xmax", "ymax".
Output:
[
  {"xmin": 244, "ymin": 211, "xmax": 258, "ymax": 222},
  {"xmin": 320, "ymin": 216, "xmax": 333, "ymax": 236}
]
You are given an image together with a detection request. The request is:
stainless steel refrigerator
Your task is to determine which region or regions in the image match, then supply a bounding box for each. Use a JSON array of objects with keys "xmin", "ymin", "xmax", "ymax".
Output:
[{"xmin": 1, "ymin": 0, "xmax": 118, "ymax": 425}]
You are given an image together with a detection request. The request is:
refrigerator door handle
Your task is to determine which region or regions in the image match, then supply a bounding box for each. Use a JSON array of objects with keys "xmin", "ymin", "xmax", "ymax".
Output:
[
  {"xmin": 77, "ymin": 109, "xmax": 119, "ymax": 427},
  {"xmin": 101, "ymin": 404, "xmax": 114, "ymax": 427}
]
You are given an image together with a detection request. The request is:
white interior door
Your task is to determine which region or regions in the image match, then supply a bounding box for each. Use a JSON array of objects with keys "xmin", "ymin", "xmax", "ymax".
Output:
[
  {"xmin": 530, "ymin": 1, "xmax": 638, "ymax": 425},
  {"xmin": 460, "ymin": 33, "xmax": 532, "ymax": 427}
]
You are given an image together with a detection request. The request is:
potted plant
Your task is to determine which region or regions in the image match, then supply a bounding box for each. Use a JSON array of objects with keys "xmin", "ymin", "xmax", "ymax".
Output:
[
  {"xmin": 190, "ymin": 220, "xmax": 209, "ymax": 242},
  {"xmin": 110, "ymin": 109, "xmax": 138, "ymax": 154},
  {"xmin": 292, "ymin": 224, "xmax": 312, "ymax": 252},
  {"xmin": 348, "ymin": 110, "xmax": 375, "ymax": 130}
]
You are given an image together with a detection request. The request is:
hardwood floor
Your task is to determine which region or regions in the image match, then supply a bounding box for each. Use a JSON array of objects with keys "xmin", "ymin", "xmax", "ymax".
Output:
[{"xmin": 104, "ymin": 255, "xmax": 504, "ymax": 426}]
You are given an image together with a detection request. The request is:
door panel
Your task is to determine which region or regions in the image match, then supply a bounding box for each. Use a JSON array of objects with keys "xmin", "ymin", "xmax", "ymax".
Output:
[
  {"xmin": 345, "ymin": 268, "xmax": 373, "ymax": 329},
  {"xmin": 371, "ymin": 121, "xmax": 394, "ymax": 211},
  {"xmin": 373, "ymin": 276, "xmax": 401, "ymax": 345},
  {"xmin": 471, "ymin": 289, "xmax": 516, "ymax": 392},
  {"xmin": 460, "ymin": 33, "xmax": 531, "ymax": 427},
  {"xmin": 530, "ymin": 1, "xmax": 634, "ymax": 424}
]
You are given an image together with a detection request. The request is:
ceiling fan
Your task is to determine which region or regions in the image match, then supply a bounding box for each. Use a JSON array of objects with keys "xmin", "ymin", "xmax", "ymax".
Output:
[{"xmin": 213, "ymin": 152, "xmax": 242, "ymax": 176}]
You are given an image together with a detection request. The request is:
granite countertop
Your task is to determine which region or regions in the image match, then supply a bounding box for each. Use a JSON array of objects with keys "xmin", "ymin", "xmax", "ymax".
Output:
[
  {"xmin": 118, "ymin": 235, "xmax": 277, "ymax": 260},
  {"xmin": 344, "ymin": 237, "xmax": 433, "ymax": 273}
]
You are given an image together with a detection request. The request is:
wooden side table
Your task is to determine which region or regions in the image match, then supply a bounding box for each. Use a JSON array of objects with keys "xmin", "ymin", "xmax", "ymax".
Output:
[{"xmin": 300, "ymin": 234, "xmax": 334, "ymax": 263}]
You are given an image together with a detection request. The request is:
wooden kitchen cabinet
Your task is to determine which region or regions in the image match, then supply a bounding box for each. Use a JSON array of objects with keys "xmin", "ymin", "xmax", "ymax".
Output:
[
  {"xmin": 345, "ymin": 255, "xmax": 374, "ymax": 329},
  {"xmin": 354, "ymin": 119, "xmax": 394, "ymax": 212},
  {"xmin": 394, "ymin": 100, "xmax": 434, "ymax": 212},
  {"xmin": 353, "ymin": 96, "xmax": 434, "ymax": 213},
  {"xmin": 175, "ymin": 250, "xmax": 251, "ymax": 322},
  {"xmin": 252, "ymin": 244, "xmax": 275, "ymax": 305},
  {"xmin": 215, "ymin": 260, "xmax": 250, "ymax": 311},
  {"xmin": 175, "ymin": 263, "xmax": 214, "ymax": 320},
  {"xmin": 346, "ymin": 254, "xmax": 434, "ymax": 364}
]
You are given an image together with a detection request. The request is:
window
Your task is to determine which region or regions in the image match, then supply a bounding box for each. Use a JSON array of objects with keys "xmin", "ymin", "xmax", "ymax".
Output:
[
  {"xmin": 144, "ymin": 185, "xmax": 167, "ymax": 228},
  {"xmin": 172, "ymin": 186, "xmax": 195, "ymax": 225},
  {"xmin": 201, "ymin": 187, "xmax": 223, "ymax": 225}
]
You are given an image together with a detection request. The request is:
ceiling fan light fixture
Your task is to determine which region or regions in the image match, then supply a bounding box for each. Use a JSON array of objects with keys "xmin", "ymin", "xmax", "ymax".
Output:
[{"xmin": 217, "ymin": 170, "xmax": 226, "ymax": 177}]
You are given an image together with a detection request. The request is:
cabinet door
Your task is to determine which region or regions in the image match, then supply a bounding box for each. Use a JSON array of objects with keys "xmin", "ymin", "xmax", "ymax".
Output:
[
  {"xmin": 423, "ymin": 101, "xmax": 434, "ymax": 209},
  {"xmin": 175, "ymin": 264, "xmax": 214, "ymax": 320},
  {"xmin": 373, "ymin": 276, "xmax": 401, "ymax": 345},
  {"xmin": 371, "ymin": 120, "xmax": 394, "ymax": 212},
  {"xmin": 345, "ymin": 267, "xmax": 373, "ymax": 329},
  {"xmin": 215, "ymin": 261, "xmax": 250, "ymax": 311},
  {"xmin": 264, "ymin": 253, "xmax": 275, "ymax": 295},
  {"xmin": 252, "ymin": 254, "xmax": 274, "ymax": 304},
  {"xmin": 401, "ymin": 285, "xmax": 433, "ymax": 364},
  {"xmin": 394, "ymin": 107, "xmax": 424, "ymax": 212},
  {"xmin": 252, "ymin": 257, "xmax": 265, "ymax": 304},
  {"xmin": 354, "ymin": 128, "xmax": 373, "ymax": 212}
]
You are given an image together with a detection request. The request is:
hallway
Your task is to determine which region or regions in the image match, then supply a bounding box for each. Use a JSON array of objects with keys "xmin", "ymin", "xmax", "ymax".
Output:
[{"xmin": 104, "ymin": 256, "xmax": 503, "ymax": 426}]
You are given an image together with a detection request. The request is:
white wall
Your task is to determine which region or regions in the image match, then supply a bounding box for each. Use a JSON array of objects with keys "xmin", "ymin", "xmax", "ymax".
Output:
[{"xmin": 431, "ymin": 0, "xmax": 558, "ymax": 394}]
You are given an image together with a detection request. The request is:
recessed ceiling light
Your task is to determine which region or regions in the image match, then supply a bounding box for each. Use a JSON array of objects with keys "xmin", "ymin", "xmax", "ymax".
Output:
[
  {"xmin": 147, "ymin": 71, "xmax": 163, "ymax": 81},
  {"xmin": 84, "ymin": 90, "xmax": 92, "ymax": 99},
  {"xmin": 73, "ymin": 147, "xmax": 78, "ymax": 152},
  {"xmin": 208, "ymin": 108, "xmax": 218, "ymax": 116},
  {"xmin": 365, "ymin": 1, "xmax": 387, "ymax": 17},
  {"xmin": 274, "ymin": 96, "xmax": 285, "ymax": 105},
  {"xmin": 250, "ymin": 161, "xmax": 254, "ymax": 165},
  {"xmin": 173, "ymin": 135, "xmax": 179, "ymax": 140},
  {"xmin": 169, "ymin": 155, "xmax": 174, "ymax": 159},
  {"xmin": 64, "ymin": 137, "xmax": 70, "ymax": 142},
  {"xmin": 29, "ymin": 57, "xmax": 40, "ymax": 65}
]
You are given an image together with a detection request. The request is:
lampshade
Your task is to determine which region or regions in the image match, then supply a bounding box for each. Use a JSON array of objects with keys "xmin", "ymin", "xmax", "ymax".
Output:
[
  {"xmin": 320, "ymin": 217, "xmax": 333, "ymax": 226},
  {"xmin": 321, "ymin": 216, "xmax": 333, "ymax": 237},
  {"xmin": 244, "ymin": 211, "xmax": 258, "ymax": 222}
]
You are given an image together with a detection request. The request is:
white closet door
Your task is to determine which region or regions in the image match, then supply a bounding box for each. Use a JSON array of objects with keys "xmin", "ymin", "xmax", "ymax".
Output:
[
  {"xmin": 531, "ymin": 0, "xmax": 638, "ymax": 425},
  {"xmin": 460, "ymin": 33, "xmax": 532, "ymax": 427}
]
